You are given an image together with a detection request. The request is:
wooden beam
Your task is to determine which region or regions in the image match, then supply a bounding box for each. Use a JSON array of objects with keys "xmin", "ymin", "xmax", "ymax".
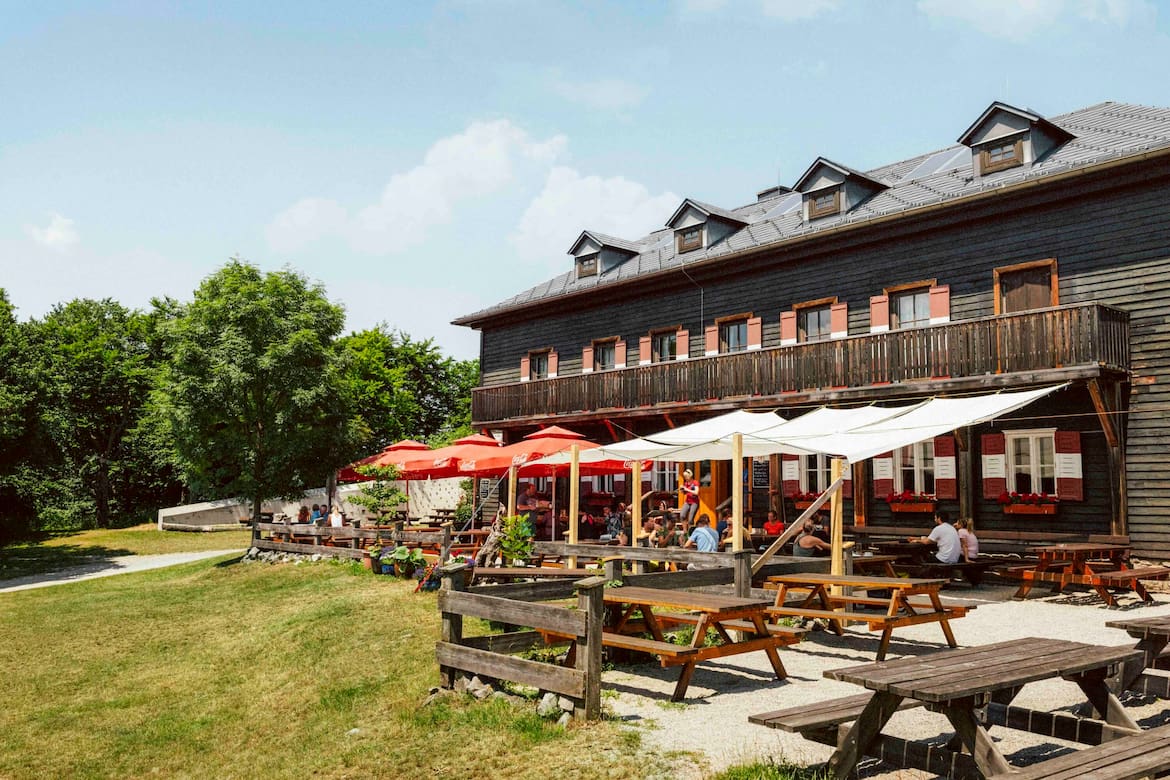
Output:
[
  {"xmin": 732, "ymin": 433, "xmax": 744, "ymax": 552},
  {"xmin": 958, "ymin": 425, "xmax": 974, "ymax": 525},
  {"xmin": 1087, "ymin": 378, "xmax": 1119, "ymax": 448}
]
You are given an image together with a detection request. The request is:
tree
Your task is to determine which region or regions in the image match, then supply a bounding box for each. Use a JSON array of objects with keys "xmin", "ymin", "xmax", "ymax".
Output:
[
  {"xmin": 0, "ymin": 290, "xmax": 41, "ymax": 538},
  {"xmin": 151, "ymin": 260, "xmax": 362, "ymax": 521},
  {"xmin": 32, "ymin": 298, "xmax": 157, "ymax": 529},
  {"xmin": 338, "ymin": 326, "xmax": 478, "ymax": 449}
]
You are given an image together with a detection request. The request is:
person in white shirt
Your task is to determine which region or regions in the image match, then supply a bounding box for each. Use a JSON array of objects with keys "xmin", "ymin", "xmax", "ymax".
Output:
[
  {"xmin": 328, "ymin": 504, "xmax": 344, "ymax": 528},
  {"xmin": 914, "ymin": 509, "xmax": 961, "ymax": 564}
]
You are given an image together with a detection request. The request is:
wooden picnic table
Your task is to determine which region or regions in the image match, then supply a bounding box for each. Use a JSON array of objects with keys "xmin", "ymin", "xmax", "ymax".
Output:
[
  {"xmin": 870, "ymin": 539, "xmax": 936, "ymax": 563},
  {"xmin": 602, "ymin": 586, "xmax": 800, "ymax": 701},
  {"xmin": 764, "ymin": 573, "xmax": 969, "ymax": 660},
  {"xmin": 1008, "ymin": 542, "xmax": 1167, "ymax": 606},
  {"xmin": 849, "ymin": 554, "xmax": 899, "ymax": 577},
  {"xmin": 1106, "ymin": 614, "xmax": 1170, "ymax": 698},
  {"xmin": 820, "ymin": 637, "xmax": 1145, "ymax": 779}
]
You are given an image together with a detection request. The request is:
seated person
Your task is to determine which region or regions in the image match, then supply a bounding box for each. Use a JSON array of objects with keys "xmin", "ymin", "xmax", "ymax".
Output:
[
  {"xmin": 794, "ymin": 520, "xmax": 832, "ymax": 557},
  {"xmin": 715, "ymin": 508, "xmax": 733, "ymax": 537},
  {"xmin": 954, "ymin": 517, "xmax": 979, "ymax": 561},
  {"xmin": 811, "ymin": 519, "xmax": 831, "ymax": 543},
  {"xmin": 763, "ymin": 510, "xmax": 784, "ymax": 536},
  {"xmin": 296, "ymin": 505, "xmax": 311, "ymax": 524},
  {"xmin": 683, "ymin": 514, "xmax": 720, "ymax": 553},
  {"xmin": 637, "ymin": 516, "xmax": 661, "ymax": 547},
  {"xmin": 309, "ymin": 504, "xmax": 323, "ymax": 522},
  {"xmin": 912, "ymin": 510, "xmax": 962, "ymax": 564}
]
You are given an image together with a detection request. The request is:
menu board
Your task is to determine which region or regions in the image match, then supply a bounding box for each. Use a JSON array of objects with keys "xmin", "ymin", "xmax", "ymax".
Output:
[{"xmin": 752, "ymin": 457, "xmax": 771, "ymax": 489}]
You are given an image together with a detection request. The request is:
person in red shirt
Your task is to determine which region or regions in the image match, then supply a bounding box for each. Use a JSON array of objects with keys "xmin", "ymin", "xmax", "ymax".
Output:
[
  {"xmin": 763, "ymin": 510, "xmax": 784, "ymax": 536},
  {"xmin": 679, "ymin": 469, "xmax": 700, "ymax": 526}
]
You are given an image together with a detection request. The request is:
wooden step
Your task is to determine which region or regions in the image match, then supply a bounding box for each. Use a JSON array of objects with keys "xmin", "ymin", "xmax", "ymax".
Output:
[{"xmin": 750, "ymin": 692, "xmax": 922, "ymax": 733}]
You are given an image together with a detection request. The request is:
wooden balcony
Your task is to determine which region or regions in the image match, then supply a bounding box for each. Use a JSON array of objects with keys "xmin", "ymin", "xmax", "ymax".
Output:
[{"xmin": 472, "ymin": 303, "xmax": 1130, "ymax": 426}]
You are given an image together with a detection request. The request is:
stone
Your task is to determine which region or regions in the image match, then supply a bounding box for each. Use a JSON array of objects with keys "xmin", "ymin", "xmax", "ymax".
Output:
[
  {"xmin": 346, "ymin": 728, "xmax": 361, "ymax": 736},
  {"xmin": 556, "ymin": 712, "xmax": 572, "ymax": 728},
  {"xmin": 454, "ymin": 677, "xmax": 469, "ymax": 695},
  {"xmin": 537, "ymin": 692, "xmax": 560, "ymax": 718},
  {"xmin": 558, "ymin": 696, "xmax": 574, "ymax": 712}
]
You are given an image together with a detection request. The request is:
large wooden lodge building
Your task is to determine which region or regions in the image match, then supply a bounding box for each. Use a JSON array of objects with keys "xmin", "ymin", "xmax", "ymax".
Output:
[{"xmin": 454, "ymin": 101, "xmax": 1170, "ymax": 559}]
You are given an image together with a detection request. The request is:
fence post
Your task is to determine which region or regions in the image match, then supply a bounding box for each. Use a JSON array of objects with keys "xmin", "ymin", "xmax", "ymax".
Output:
[
  {"xmin": 603, "ymin": 555, "xmax": 623, "ymax": 583},
  {"xmin": 440, "ymin": 522, "xmax": 452, "ymax": 563},
  {"xmin": 575, "ymin": 576, "xmax": 606, "ymax": 720},
  {"xmin": 438, "ymin": 562, "xmax": 468, "ymax": 689},
  {"xmin": 251, "ymin": 520, "xmax": 260, "ymax": 546},
  {"xmin": 732, "ymin": 549, "xmax": 753, "ymax": 597}
]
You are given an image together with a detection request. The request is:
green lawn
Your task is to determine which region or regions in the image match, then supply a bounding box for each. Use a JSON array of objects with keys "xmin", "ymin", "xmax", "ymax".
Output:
[
  {"xmin": 0, "ymin": 555, "xmax": 686, "ymax": 779},
  {"xmin": 0, "ymin": 524, "xmax": 253, "ymax": 580}
]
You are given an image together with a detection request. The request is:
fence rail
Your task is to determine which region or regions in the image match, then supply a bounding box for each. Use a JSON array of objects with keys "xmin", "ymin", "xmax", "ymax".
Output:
[
  {"xmin": 473, "ymin": 303, "xmax": 1130, "ymax": 423},
  {"xmin": 251, "ymin": 521, "xmax": 455, "ymax": 561}
]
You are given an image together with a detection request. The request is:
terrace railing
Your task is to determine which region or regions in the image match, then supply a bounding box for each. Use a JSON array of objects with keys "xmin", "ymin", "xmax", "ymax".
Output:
[{"xmin": 472, "ymin": 302, "xmax": 1129, "ymax": 424}]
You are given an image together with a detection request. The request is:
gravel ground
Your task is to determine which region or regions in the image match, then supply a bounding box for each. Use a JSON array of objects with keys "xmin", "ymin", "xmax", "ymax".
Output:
[
  {"xmin": 604, "ymin": 579, "xmax": 1170, "ymax": 778},
  {"xmin": 0, "ymin": 549, "xmax": 244, "ymax": 593}
]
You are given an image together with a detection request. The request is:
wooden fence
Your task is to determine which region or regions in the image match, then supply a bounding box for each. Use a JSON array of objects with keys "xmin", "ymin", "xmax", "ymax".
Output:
[{"xmin": 251, "ymin": 521, "xmax": 456, "ymax": 562}]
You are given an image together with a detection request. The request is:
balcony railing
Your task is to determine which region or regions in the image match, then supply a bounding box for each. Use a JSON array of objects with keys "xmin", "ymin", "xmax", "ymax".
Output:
[{"xmin": 472, "ymin": 303, "xmax": 1130, "ymax": 425}]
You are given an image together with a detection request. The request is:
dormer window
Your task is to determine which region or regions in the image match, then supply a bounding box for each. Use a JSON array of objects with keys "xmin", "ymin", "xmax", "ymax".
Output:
[
  {"xmin": 676, "ymin": 226, "xmax": 702, "ymax": 254},
  {"xmin": 979, "ymin": 138, "xmax": 1023, "ymax": 174},
  {"xmin": 577, "ymin": 253, "xmax": 598, "ymax": 278},
  {"xmin": 808, "ymin": 188, "xmax": 841, "ymax": 219}
]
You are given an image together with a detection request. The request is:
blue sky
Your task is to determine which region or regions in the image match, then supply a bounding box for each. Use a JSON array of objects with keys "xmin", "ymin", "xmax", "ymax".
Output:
[{"xmin": 2, "ymin": 0, "xmax": 1168, "ymax": 359}]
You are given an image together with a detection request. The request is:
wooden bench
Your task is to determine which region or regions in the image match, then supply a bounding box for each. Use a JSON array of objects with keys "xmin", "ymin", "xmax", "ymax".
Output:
[
  {"xmin": 471, "ymin": 566, "xmax": 595, "ymax": 582},
  {"xmin": 598, "ymin": 632, "xmax": 699, "ymax": 664},
  {"xmin": 905, "ymin": 559, "xmax": 999, "ymax": 585},
  {"xmin": 749, "ymin": 692, "xmax": 923, "ymax": 739},
  {"xmin": 1097, "ymin": 566, "xmax": 1170, "ymax": 585},
  {"xmin": 653, "ymin": 611, "xmax": 807, "ymax": 641},
  {"xmin": 1009, "ymin": 721, "xmax": 1170, "ymax": 779}
]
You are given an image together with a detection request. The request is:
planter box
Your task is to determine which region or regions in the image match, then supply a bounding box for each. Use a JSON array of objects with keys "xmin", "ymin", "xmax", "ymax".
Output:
[
  {"xmin": 889, "ymin": 502, "xmax": 937, "ymax": 514},
  {"xmin": 1002, "ymin": 503, "xmax": 1057, "ymax": 515},
  {"xmin": 794, "ymin": 501, "xmax": 827, "ymax": 511}
]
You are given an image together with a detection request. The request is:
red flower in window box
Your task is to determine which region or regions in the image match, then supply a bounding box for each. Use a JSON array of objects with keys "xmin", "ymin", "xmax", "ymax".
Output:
[{"xmin": 884, "ymin": 490, "xmax": 937, "ymax": 513}]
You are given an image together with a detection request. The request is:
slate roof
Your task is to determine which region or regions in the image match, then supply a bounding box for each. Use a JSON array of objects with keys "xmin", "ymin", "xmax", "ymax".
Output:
[{"xmin": 455, "ymin": 101, "xmax": 1170, "ymax": 326}]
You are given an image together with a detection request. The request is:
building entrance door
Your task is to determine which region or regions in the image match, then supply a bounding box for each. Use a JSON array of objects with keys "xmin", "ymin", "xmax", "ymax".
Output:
[{"xmin": 678, "ymin": 460, "xmax": 728, "ymax": 523}]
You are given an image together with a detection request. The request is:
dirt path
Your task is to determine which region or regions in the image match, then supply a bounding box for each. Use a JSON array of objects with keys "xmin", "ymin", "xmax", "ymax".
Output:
[{"xmin": 0, "ymin": 549, "xmax": 244, "ymax": 593}]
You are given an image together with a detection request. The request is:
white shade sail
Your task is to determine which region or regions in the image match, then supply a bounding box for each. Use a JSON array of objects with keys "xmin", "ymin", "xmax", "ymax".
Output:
[{"xmin": 533, "ymin": 385, "xmax": 1064, "ymax": 467}]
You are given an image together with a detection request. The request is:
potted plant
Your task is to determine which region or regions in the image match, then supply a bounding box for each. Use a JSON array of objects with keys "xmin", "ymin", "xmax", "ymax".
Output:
[
  {"xmin": 388, "ymin": 545, "xmax": 426, "ymax": 577},
  {"xmin": 792, "ymin": 491, "xmax": 825, "ymax": 511},
  {"xmin": 885, "ymin": 490, "xmax": 937, "ymax": 513},
  {"xmin": 498, "ymin": 514, "xmax": 534, "ymax": 566},
  {"xmin": 998, "ymin": 492, "xmax": 1058, "ymax": 515},
  {"xmin": 348, "ymin": 464, "xmax": 408, "ymax": 526},
  {"xmin": 364, "ymin": 544, "xmax": 382, "ymax": 572}
]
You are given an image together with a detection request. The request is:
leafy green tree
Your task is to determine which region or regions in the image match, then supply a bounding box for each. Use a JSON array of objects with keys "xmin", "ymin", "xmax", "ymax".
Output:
[
  {"xmin": 347, "ymin": 464, "xmax": 407, "ymax": 522},
  {"xmin": 0, "ymin": 290, "xmax": 42, "ymax": 538},
  {"xmin": 151, "ymin": 260, "xmax": 363, "ymax": 521},
  {"xmin": 32, "ymin": 298, "xmax": 157, "ymax": 529},
  {"xmin": 338, "ymin": 326, "xmax": 478, "ymax": 449}
]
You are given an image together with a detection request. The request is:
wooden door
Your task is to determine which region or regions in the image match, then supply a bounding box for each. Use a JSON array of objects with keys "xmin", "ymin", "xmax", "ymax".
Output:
[
  {"xmin": 679, "ymin": 460, "xmax": 729, "ymax": 523},
  {"xmin": 997, "ymin": 263, "xmax": 1056, "ymax": 313}
]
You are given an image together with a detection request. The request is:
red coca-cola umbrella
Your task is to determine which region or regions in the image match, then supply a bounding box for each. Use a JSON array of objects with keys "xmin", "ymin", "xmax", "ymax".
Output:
[
  {"xmin": 337, "ymin": 439, "xmax": 429, "ymax": 483},
  {"xmin": 378, "ymin": 432, "xmax": 502, "ymax": 479},
  {"xmin": 456, "ymin": 426, "xmax": 594, "ymax": 475}
]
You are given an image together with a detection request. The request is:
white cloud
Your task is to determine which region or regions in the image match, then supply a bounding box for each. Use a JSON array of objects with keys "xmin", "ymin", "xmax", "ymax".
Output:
[
  {"xmin": 551, "ymin": 77, "xmax": 650, "ymax": 112},
  {"xmin": 25, "ymin": 213, "xmax": 79, "ymax": 251},
  {"xmin": 266, "ymin": 120, "xmax": 567, "ymax": 255},
  {"xmin": 759, "ymin": 0, "xmax": 839, "ymax": 21},
  {"xmin": 916, "ymin": 0, "xmax": 1155, "ymax": 41},
  {"xmin": 511, "ymin": 166, "xmax": 679, "ymax": 271}
]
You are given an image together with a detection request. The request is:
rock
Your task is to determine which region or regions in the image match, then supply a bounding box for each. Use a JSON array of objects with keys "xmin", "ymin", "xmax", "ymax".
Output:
[
  {"xmin": 454, "ymin": 677, "xmax": 469, "ymax": 695},
  {"xmin": 428, "ymin": 686, "xmax": 440, "ymax": 695},
  {"xmin": 489, "ymin": 691, "xmax": 514, "ymax": 704},
  {"xmin": 558, "ymin": 695, "xmax": 575, "ymax": 712},
  {"xmin": 346, "ymin": 728, "xmax": 361, "ymax": 736},
  {"xmin": 537, "ymin": 692, "xmax": 560, "ymax": 718},
  {"xmin": 556, "ymin": 712, "xmax": 572, "ymax": 728},
  {"xmin": 423, "ymin": 688, "xmax": 456, "ymax": 707}
]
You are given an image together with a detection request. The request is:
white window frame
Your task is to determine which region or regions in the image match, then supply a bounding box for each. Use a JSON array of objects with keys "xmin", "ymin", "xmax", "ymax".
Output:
[
  {"xmin": 800, "ymin": 454, "xmax": 832, "ymax": 494},
  {"xmin": 591, "ymin": 475, "xmax": 615, "ymax": 494},
  {"xmin": 650, "ymin": 461, "xmax": 678, "ymax": 493},
  {"xmin": 892, "ymin": 440, "xmax": 936, "ymax": 495},
  {"xmin": 1004, "ymin": 428, "xmax": 1057, "ymax": 495}
]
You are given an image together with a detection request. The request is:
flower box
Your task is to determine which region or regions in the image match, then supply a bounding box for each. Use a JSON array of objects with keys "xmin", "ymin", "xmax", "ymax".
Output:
[
  {"xmin": 794, "ymin": 501, "xmax": 827, "ymax": 511},
  {"xmin": 888, "ymin": 502, "xmax": 937, "ymax": 514},
  {"xmin": 1002, "ymin": 503, "xmax": 1057, "ymax": 516}
]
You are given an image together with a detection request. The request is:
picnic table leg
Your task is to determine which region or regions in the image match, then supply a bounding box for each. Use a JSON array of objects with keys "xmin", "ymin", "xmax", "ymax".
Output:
[
  {"xmin": 826, "ymin": 691, "xmax": 903, "ymax": 780},
  {"xmin": 642, "ymin": 608, "xmax": 667, "ymax": 643},
  {"xmin": 1074, "ymin": 671, "xmax": 1142, "ymax": 733},
  {"xmin": 1132, "ymin": 579, "xmax": 1153, "ymax": 603},
  {"xmin": 814, "ymin": 584, "xmax": 845, "ymax": 636},
  {"xmin": 748, "ymin": 613, "xmax": 787, "ymax": 680},
  {"xmin": 943, "ymin": 703, "xmax": 1014, "ymax": 777},
  {"xmin": 927, "ymin": 591, "xmax": 958, "ymax": 649},
  {"xmin": 671, "ymin": 661, "xmax": 697, "ymax": 702}
]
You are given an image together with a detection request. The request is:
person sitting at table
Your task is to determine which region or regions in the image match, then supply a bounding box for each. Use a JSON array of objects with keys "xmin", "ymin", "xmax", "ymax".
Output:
[
  {"xmin": 296, "ymin": 505, "xmax": 311, "ymax": 524},
  {"xmin": 516, "ymin": 483, "xmax": 538, "ymax": 521},
  {"xmin": 328, "ymin": 504, "xmax": 345, "ymax": 528},
  {"xmin": 310, "ymin": 504, "xmax": 323, "ymax": 522},
  {"xmin": 637, "ymin": 515, "xmax": 661, "ymax": 547},
  {"xmin": 913, "ymin": 510, "xmax": 961, "ymax": 564},
  {"xmin": 600, "ymin": 504, "xmax": 624, "ymax": 542},
  {"xmin": 954, "ymin": 517, "xmax": 979, "ymax": 561},
  {"xmin": 763, "ymin": 510, "xmax": 784, "ymax": 536},
  {"xmin": 715, "ymin": 507, "xmax": 733, "ymax": 537},
  {"xmin": 683, "ymin": 514, "xmax": 720, "ymax": 553},
  {"xmin": 795, "ymin": 520, "xmax": 832, "ymax": 557}
]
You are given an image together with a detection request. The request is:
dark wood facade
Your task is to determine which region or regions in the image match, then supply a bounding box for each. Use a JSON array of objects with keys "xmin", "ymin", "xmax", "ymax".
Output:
[{"xmin": 460, "ymin": 144, "xmax": 1170, "ymax": 557}]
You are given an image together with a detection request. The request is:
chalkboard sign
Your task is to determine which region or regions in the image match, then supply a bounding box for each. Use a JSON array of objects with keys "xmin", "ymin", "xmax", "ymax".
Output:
[{"xmin": 752, "ymin": 457, "xmax": 770, "ymax": 489}]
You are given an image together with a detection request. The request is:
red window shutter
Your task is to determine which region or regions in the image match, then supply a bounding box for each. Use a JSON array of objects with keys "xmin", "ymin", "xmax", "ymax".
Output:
[
  {"xmin": 929, "ymin": 285, "xmax": 951, "ymax": 324},
  {"xmin": 933, "ymin": 435, "xmax": 957, "ymax": 499},
  {"xmin": 548, "ymin": 350, "xmax": 558, "ymax": 378},
  {"xmin": 872, "ymin": 451, "xmax": 894, "ymax": 498},
  {"xmin": 747, "ymin": 316, "xmax": 762, "ymax": 349},
  {"xmin": 614, "ymin": 339, "xmax": 627, "ymax": 369},
  {"xmin": 704, "ymin": 325, "xmax": 718, "ymax": 355},
  {"xmin": 981, "ymin": 433, "xmax": 1007, "ymax": 499},
  {"xmin": 638, "ymin": 336, "xmax": 651, "ymax": 365},
  {"xmin": 676, "ymin": 329, "xmax": 689, "ymax": 360},
  {"xmin": 1054, "ymin": 430, "xmax": 1083, "ymax": 501},
  {"xmin": 830, "ymin": 302, "xmax": 848, "ymax": 339},
  {"xmin": 519, "ymin": 356, "xmax": 531, "ymax": 382},
  {"xmin": 781, "ymin": 453, "xmax": 800, "ymax": 497},
  {"xmin": 869, "ymin": 295, "xmax": 889, "ymax": 333},
  {"xmin": 582, "ymin": 345, "xmax": 594, "ymax": 372},
  {"xmin": 842, "ymin": 462, "xmax": 852, "ymax": 499},
  {"xmin": 779, "ymin": 311, "xmax": 796, "ymax": 345}
]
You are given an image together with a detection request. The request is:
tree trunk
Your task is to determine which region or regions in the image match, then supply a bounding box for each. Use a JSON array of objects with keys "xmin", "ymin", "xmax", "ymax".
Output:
[
  {"xmin": 96, "ymin": 455, "xmax": 111, "ymax": 528},
  {"xmin": 326, "ymin": 470, "xmax": 337, "ymax": 514},
  {"xmin": 252, "ymin": 494, "xmax": 262, "ymax": 524}
]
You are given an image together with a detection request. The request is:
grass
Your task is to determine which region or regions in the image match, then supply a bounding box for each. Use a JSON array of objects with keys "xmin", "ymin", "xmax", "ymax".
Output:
[
  {"xmin": 0, "ymin": 554, "xmax": 683, "ymax": 779},
  {"xmin": 0, "ymin": 524, "xmax": 253, "ymax": 580},
  {"xmin": 712, "ymin": 758, "xmax": 828, "ymax": 779}
]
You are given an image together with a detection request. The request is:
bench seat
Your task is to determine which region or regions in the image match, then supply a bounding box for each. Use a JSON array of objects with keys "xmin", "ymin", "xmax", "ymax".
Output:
[
  {"xmin": 1097, "ymin": 566, "xmax": 1170, "ymax": 584},
  {"xmin": 1010, "ymin": 721, "xmax": 1170, "ymax": 780},
  {"xmin": 652, "ymin": 611, "xmax": 806, "ymax": 642},
  {"xmin": 598, "ymin": 632, "xmax": 699, "ymax": 661},
  {"xmin": 749, "ymin": 692, "xmax": 923, "ymax": 733},
  {"xmin": 908, "ymin": 560, "xmax": 999, "ymax": 585}
]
